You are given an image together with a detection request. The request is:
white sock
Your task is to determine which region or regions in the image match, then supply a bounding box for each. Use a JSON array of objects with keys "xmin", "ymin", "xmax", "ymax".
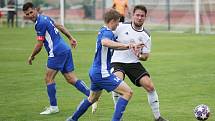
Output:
[
  {"xmin": 112, "ymin": 91, "xmax": 120, "ymax": 108},
  {"xmin": 147, "ymin": 90, "xmax": 160, "ymax": 119},
  {"xmin": 50, "ymin": 106, "xmax": 58, "ymax": 109}
]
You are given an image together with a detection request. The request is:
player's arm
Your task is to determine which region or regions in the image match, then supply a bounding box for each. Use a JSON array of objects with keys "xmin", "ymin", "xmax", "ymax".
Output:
[
  {"xmin": 101, "ymin": 38, "xmax": 129, "ymax": 50},
  {"xmin": 138, "ymin": 36, "xmax": 151, "ymax": 61},
  {"xmin": 101, "ymin": 38, "xmax": 143, "ymax": 50},
  {"xmin": 138, "ymin": 53, "xmax": 149, "ymax": 61},
  {"xmin": 54, "ymin": 23, "xmax": 77, "ymax": 48},
  {"xmin": 28, "ymin": 40, "xmax": 43, "ymax": 65}
]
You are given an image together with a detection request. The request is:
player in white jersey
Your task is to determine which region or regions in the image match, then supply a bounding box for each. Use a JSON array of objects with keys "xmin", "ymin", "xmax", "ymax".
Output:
[{"xmin": 111, "ymin": 5, "xmax": 168, "ymax": 121}]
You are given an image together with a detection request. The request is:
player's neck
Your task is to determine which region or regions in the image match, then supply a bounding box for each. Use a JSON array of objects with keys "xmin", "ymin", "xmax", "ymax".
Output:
[
  {"xmin": 105, "ymin": 23, "xmax": 113, "ymax": 30},
  {"xmin": 131, "ymin": 23, "xmax": 143, "ymax": 31},
  {"xmin": 33, "ymin": 14, "xmax": 39, "ymax": 23}
]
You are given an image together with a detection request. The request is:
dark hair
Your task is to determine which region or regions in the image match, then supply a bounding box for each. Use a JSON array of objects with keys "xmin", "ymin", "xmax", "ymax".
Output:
[
  {"xmin": 133, "ymin": 5, "xmax": 147, "ymax": 15},
  {"xmin": 22, "ymin": 2, "xmax": 34, "ymax": 11},
  {"xmin": 103, "ymin": 9, "xmax": 121, "ymax": 23}
]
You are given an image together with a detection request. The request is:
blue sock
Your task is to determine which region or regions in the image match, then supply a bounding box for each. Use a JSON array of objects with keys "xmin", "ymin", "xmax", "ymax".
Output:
[
  {"xmin": 112, "ymin": 97, "xmax": 128, "ymax": 121},
  {"xmin": 47, "ymin": 83, "xmax": 57, "ymax": 106},
  {"xmin": 74, "ymin": 80, "xmax": 90, "ymax": 96},
  {"xmin": 72, "ymin": 98, "xmax": 92, "ymax": 120}
]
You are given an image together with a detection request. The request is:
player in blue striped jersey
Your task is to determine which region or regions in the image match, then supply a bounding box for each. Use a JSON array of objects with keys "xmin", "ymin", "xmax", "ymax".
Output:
[
  {"xmin": 66, "ymin": 9, "xmax": 144, "ymax": 121},
  {"xmin": 23, "ymin": 2, "xmax": 90, "ymax": 115}
]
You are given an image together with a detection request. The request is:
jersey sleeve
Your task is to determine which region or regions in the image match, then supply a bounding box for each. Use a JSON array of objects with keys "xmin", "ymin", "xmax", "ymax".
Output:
[
  {"xmin": 141, "ymin": 36, "xmax": 151, "ymax": 53},
  {"xmin": 35, "ymin": 21, "xmax": 46, "ymax": 41},
  {"xmin": 101, "ymin": 30, "xmax": 114, "ymax": 41}
]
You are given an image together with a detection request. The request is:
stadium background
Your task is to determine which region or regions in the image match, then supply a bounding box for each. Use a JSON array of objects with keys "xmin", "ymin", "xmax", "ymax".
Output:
[{"xmin": 0, "ymin": 0, "xmax": 215, "ymax": 33}]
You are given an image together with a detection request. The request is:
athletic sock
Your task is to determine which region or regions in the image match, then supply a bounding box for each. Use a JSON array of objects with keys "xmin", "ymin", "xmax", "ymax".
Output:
[
  {"xmin": 74, "ymin": 80, "xmax": 90, "ymax": 96},
  {"xmin": 112, "ymin": 91, "xmax": 120, "ymax": 108},
  {"xmin": 72, "ymin": 98, "xmax": 92, "ymax": 120},
  {"xmin": 47, "ymin": 83, "xmax": 57, "ymax": 106},
  {"xmin": 147, "ymin": 90, "xmax": 160, "ymax": 119},
  {"xmin": 112, "ymin": 97, "xmax": 128, "ymax": 121}
]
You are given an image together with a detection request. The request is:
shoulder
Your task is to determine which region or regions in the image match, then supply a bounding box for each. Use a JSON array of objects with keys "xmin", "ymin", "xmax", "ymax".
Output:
[
  {"xmin": 38, "ymin": 15, "xmax": 52, "ymax": 23},
  {"xmin": 99, "ymin": 27, "xmax": 114, "ymax": 38},
  {"xmin": 117, "ymin": 22, "xmax": 131, "ymax": 30},
  {"xmin": 120, "ymin": 21, "xmax": 131, "ymax": 26},
  {"xmin": 100, "ymin": 27, "xmax": 112, "ymax": 34},
  {"xmin": 143, "ymin": 28, "xmax": 151, "ymax": 37},
  {"xmin": 35, "ymin": 15, "xmax": 50, "ymax": 30}
]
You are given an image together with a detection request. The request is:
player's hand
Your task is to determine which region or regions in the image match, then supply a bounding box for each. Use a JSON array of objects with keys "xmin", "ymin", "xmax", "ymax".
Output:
[
  {"xmin": 129, "ymin": 43, "xmax": 145, "ymax": 56},
  {"xmin": 28, "ymin": 56, "xmax": 35, "ymax": 65},
  {"xmin": 70, "ymin": 38, "xmax": 77, "ymax": 48}
]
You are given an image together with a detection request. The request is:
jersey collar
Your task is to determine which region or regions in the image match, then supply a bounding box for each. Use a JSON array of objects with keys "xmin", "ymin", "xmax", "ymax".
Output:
[
  {"xmin": 103, "ymin": 25, "xmax": 111, "ymax": 30},
  {"xmin": 35, "ymin": 14, "xmax": 40, "ymax": 25},
  {"xmin": 130, "ymin": 22, "xmax": 144, "ymax": 32}
]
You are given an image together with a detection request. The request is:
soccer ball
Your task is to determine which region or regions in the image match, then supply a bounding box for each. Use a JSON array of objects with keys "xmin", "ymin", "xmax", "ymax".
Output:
[{"xmin": 194, "ymin": 104, "xmax": 210, "ymax": 121}]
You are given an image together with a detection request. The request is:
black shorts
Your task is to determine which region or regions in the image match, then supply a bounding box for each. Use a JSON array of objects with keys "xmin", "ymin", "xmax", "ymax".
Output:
[{"xmin": 111, "ymin": 62, "xmax": 150, "ymax": 87}]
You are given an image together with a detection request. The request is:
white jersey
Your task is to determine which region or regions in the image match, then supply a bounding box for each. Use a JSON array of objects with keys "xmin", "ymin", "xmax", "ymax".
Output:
[{"xmin": 111, "ymin": 22, "xmax": 151, "ymax": 63}]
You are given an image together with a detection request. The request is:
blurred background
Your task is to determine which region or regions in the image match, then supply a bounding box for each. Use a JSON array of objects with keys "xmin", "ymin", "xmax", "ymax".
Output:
[{"xmin": 0, "ymin": 0, "xmax": 215, "ymax": 33}]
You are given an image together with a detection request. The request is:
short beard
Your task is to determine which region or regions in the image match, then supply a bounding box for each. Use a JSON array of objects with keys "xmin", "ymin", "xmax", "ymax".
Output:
[{"xmin": 133, "ymin": 22, "xmax": 142, "ymax": 28}]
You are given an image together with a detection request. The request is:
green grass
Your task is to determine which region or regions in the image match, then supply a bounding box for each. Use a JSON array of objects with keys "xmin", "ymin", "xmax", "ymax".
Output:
[{"xmin": 0, "ymin": 27, "xmax": 214, "ymax": 121}]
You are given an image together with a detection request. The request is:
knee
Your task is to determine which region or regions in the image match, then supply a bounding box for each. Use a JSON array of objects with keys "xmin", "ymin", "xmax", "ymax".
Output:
[
  {"xmin": 124, "ymin": 89, "xmax": 133, "ymax": 100},
  {"xmin": 65, "ymin": 76, "xmax": 77, "ymax": 85},
  {"xmin": 145, "ymin": 84, "xmax": 155, "ymax": 92},
  {"xmin": 67, "ymin": 79, "xmax": 76, "ymax": 85},
  {"xmin": 44, "ymin": 77, "xmax": 53, "ymax": 84},
  {"xmin": 44, "ymin": 76, "xmax": 50, "ymax": 83},
  {"xmin": 140, "ymin": 78, "xmax": 155, "ymax": 92},
  {"xmin": 88, "ymin": 96, "xmax": 99, "ymax": 103}
]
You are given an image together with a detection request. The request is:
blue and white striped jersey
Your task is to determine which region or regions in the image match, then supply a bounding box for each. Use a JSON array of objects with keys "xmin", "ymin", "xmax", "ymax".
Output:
[
  {"xmin": 90, "ymin": 26, "xmax": 116, "ymax": 78},
  {"xmin": 35, "ymin": 14, "xmax": 70, "ymax": 57}
]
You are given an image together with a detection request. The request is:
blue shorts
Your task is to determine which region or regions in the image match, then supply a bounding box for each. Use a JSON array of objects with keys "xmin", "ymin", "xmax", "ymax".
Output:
[
  {"xmin": 89, "ymin": 72, "xmax": 122, "ymax": 92},
  {"xmin": 47, "ymin": 50, "xmax": 74, "ymax": 73}
]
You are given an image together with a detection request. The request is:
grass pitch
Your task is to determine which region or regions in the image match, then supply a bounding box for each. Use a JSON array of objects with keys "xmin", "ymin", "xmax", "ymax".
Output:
[{"xmin": 0, "ymin": 27, "xmax": 214, "ymax": 121}]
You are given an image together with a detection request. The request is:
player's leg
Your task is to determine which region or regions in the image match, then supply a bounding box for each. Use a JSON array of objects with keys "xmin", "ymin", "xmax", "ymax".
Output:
[
  {"xmin": 112, "ymin": 71, "xmax": 124, "ymax": 108},
  {"xmin": 40, "ymin": 67, "xmax": 59, "ymax": 115},
  {"xmin": 63, "ymin": 72, "xmax": 90, "ymax": 96},
  {"xmin": 7, "ymin": 14, "xmax": 10, "ymax": 27},
  {"xmin": 111, "ymin": 63, "xmax": 125, "ymax": 108},
  {"xmin": 126, "ymin": 63, "xmax": 168, "ymax": 121},
  {"xmin": 66, "ymin": 91, "xmax": 102, "ymax": 121},
  {"xmin": 62, "ymin": 51, "xmax": 90, "ymax": 96},
  {"xmin": 11, "ymin": 13, "xmax": 14, "ymax": 27},
  {"xmin": 112, "ymin": 81, "xmax": 133, "ymax": 121},
  {"xmin": 139, "ymin": 76, "xmax": 168, "ymax": 121},
  {"xmin": 139, "ymin": 76, "xmax": 160, "ymax": 118},
  {"xmin": 40, "ymin": 52, "xmax": 70, "ymax": 115}
]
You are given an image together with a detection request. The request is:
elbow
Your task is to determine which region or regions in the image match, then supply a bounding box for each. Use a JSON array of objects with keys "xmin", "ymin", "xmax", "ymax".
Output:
[
  {"xmin": 143, "ymin": 57, "xmax": 148, "ymax": 61},
  {"xmin": 54, "ymin": 23, "xmax": 64, "ymax": 31},
  {"xmin": 139, "ymin": 53, "xmax": 149, "ymax": 61},
  {"xmin": 140, "ymin": 57, "xmax": 148, "ymax": 61}
]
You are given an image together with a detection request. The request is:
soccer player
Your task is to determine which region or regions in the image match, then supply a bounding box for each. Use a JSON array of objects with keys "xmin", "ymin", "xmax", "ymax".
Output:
[
  {"xmin": 7, "ymin": 0, "xmax": 16, "ymax": 28},
  {"xmin": 22, "ymin": 2, "xmax": 90, "ymax": 115},
  {"xmin": 66, "ymin": 9, "xmax": 143, "ymax": 121},
  {"xmin": 111, "ymin": 5, "xmax": 168, "ymax": 121}
]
